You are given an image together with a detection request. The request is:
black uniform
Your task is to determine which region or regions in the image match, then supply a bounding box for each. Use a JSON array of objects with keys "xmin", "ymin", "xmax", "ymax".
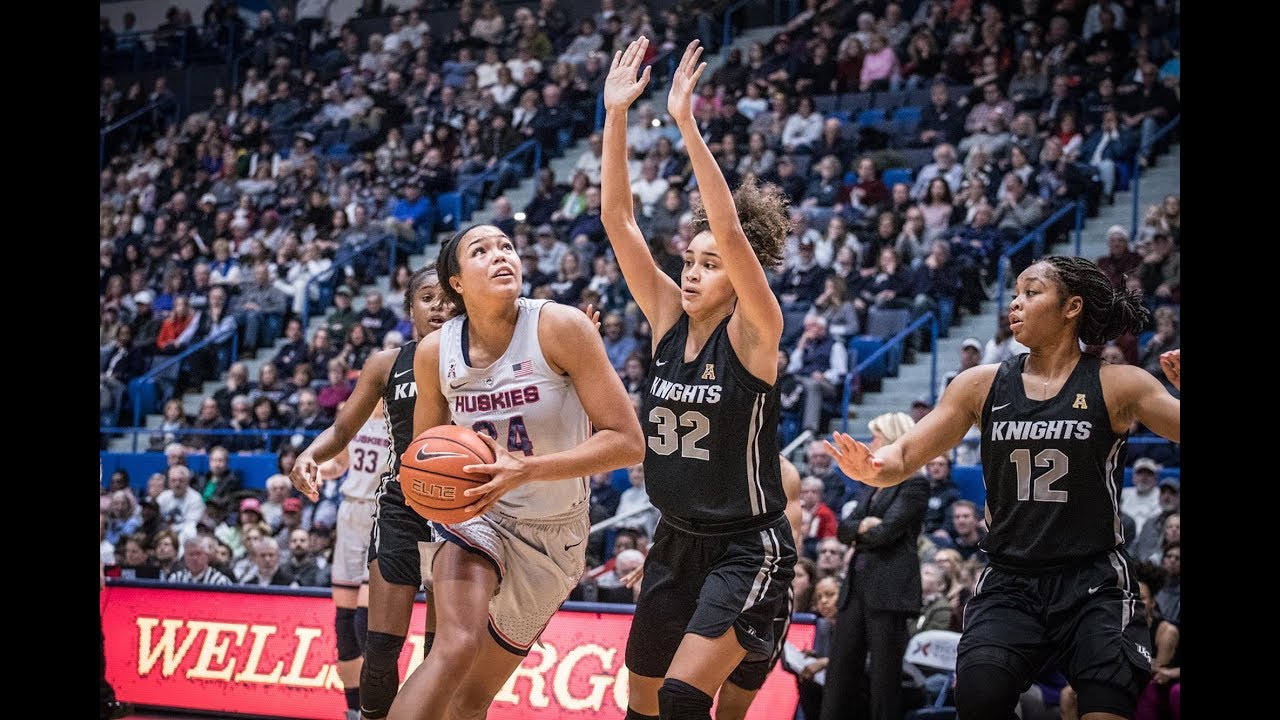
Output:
[
  {"xmin": 957, "ymin": 353, "xmax": 1152, "ymax": 716},
  {"xmin": 627, "ymin": 315, "xmax": 797, "ymax": 678},
  {"xmin": 367, "ymin": 342, "xmax": 436, "ymax": 587}
]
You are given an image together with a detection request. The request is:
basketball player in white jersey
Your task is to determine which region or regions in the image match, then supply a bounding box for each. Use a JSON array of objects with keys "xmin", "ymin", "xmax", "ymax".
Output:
[
  {"xmin": 292, "ymin": 268, "xmax": 457, "ymax": 720},
  {"xmin": 385, "ymin": 224, "xmax": 644, "ymax": 720},
  {"xmin": 315, "ymin": 399, "xmax": 392, "ymax": 719}
]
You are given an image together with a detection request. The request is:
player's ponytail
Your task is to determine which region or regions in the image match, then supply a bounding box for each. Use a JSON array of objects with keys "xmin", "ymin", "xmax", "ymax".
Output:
[{"xmin": 1041, "ymin": 255, "xmax": 1149, "ymax": 345}]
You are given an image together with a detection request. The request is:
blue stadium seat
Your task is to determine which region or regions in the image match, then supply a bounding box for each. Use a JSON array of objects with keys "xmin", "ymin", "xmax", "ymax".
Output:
[
  {"xmin": 856, "ymin": 109, "xmax": 887, "ymax": 128},
  {"xmin": 840, "ymin": 92, "xmax": 874, "ymax": 113},
  {"xmin": 882, "ymin": 167, "xmax": 914, "ymax": 187},
  {"xmin": 434, "ymin": 192, "xmax": 463, "ymax": 231},
  {"xmin": 950, "ymin": 465, "xmax": 986, "ymax": 507},
  {"xmin": 814, "ymin": 94, "xmax": 840, "ymax": 114},
  {"xmin": 873, "ymin": 90, "xmax": 908, "ymax": 110},
  {"xmin": 848, "ymin": 335, "xmax": 889, "ymax": 383},
  {"xmin": 892, "ymin": 106, "xmax": 923, "ymax": 126}
]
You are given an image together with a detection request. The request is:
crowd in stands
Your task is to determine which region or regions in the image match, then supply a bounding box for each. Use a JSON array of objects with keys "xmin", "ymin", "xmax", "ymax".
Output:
[{"xmin": 102, "ymin": 1, "xmax": 1180, "ymax": 716}]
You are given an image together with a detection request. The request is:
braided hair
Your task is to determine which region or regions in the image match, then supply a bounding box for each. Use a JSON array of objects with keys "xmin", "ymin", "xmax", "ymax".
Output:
[{"xmin": 1038, "ymin": 255, "xmax": 1148, "ymax": 345}]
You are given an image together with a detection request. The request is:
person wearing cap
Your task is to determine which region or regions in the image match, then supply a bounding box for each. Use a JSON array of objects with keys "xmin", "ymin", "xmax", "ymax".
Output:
[
  {"xmin": 532, "ymin": 223, "xmax": 569, "ymax": 276},
  {"xmin": 1131, "ymin": 475, "xmax": 1179, "ymax": 565},
  {"xmin": 938, "ymin": 337, "xmax": 985, "ymax": 396},
  {"xmin": 824, "ymin": 252, "xmax": 1181, "ymax": 719},
  {"xmin": 127, "ymin": 290, "xmax": 163, "ymax": 350},
  {"xmin": 1121, "ymin": 458, "xmax": 1163, "ymax": 538},
  {"xmin": 272, "ymin": 496, "xmax": 309, "ymax": 550}
]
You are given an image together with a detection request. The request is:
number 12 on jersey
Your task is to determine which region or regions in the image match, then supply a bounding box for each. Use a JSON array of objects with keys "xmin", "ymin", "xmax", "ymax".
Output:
[
  {"xmin": 647, "ymin": 407, "xmax": 710, "ymax": 460},
  {"xmin": 1010, "ymin": 448, "xmax": 1069, "ymax": 503}
]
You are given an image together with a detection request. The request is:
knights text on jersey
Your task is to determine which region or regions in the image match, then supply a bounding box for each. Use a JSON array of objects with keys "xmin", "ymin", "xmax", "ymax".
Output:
[
  {"xmin": 640, "ymin": 314, "xmax": 784, "ymax": 522},
  {"xmin": 382, "ymin": 341, "xmax": 420, "ymax": 480},
  {"xmin": 979, "ymin": 353, "xmax": 1128, "ymax": 569},
  {"xmin": 437, "ymin": 299, "xmax": 591, "ymax": 519}
]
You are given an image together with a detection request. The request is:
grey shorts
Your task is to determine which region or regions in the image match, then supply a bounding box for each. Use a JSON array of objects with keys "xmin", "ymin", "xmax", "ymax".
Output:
[
  {"xmin": 419, "ymin": 506, "xmax": 589, "ymax": 655},
  {"xmin": 332, "ymin": 498, "xmax": 377, "ymax": 587}
]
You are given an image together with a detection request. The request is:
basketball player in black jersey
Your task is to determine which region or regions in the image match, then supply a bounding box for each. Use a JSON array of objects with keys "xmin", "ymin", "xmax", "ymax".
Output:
[
  {"xmin": 621, "ymin": 455, "xmax": 804, "ymax": 720},
  {"xmin": 603, "ymin": 37, "xmax": 797, "ymax": 720},
  {"xmin": 825, "ymin": 256, "xmax": 1181, "ymax": 720},
  {"xmin": 291, "ymin": 268, "xmax": 457, "ymax": 720}
]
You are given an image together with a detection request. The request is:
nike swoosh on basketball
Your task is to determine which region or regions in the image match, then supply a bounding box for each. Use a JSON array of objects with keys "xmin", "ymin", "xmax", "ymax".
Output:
[
  {"xmin": 415, "ymin": 449, "xmax": 468, "ymax": 462},
  {"xmin": 1087, "ymin": 585, "xmax": 1105, "ymax": 595},
  {"xmin": 449, "ymin": 379, "xmax": 471, "ymax": 389},
  {"xmin": 992, "ymin": 403, "xmax": 1012, "ymax": 411},
  {"xmin": 564, "ymin": 537, "xmax": 586, "ymax": 552},
  {"xmin": 394, "ymin": 368, "xmax": 413, "ymax": 378},
  {"xmin": 655, "ymin": 359, "xmax": 667, "ymax": 366}
]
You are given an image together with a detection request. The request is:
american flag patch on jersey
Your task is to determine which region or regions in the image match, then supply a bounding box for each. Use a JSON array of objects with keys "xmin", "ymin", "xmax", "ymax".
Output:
[{"xmin": 512, "ymin": 360, "xmax": 533, "ymax": 378}]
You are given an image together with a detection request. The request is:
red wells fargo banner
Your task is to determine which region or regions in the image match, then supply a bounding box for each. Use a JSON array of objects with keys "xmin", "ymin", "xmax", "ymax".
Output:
[{"xmin": 102, "ymin": 585, "xmax": 814, "ymax": 719}]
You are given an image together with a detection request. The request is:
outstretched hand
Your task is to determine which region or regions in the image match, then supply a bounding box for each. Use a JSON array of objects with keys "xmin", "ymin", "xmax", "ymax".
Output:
[
  {"xmin": 289, "ymin": 453, "xmax": 322, "ymax": 503},
  {"xmin": 667, "ymin": 39, "xmax": 707, "ymax": 123},
  {"xmin": 603, "ymin": 36, "xmax": 652, "ymax": 113},
  {"xmin": 585, "ymin": 303, "xmax": 602, "ymax": 332},
  {"xmin": 1159, "ymin": 349, "xmax": 1180, "ymax": 391},
  {"xmin": 824, "ymin": 432, "xmax": 886, "ymax": 486}
]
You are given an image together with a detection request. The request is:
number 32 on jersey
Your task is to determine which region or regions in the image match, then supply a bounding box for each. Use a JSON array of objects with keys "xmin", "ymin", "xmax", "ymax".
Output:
[{"xmin": 647, "ymin": 407, "xmax": 710, "ymax": 460}]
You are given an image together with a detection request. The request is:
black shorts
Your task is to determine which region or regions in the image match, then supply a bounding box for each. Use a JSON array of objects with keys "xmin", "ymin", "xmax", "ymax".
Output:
[
  {"xmin": 726, "ymin": 587, "xmax": 793, "ymax": 691},
  {"xmin": 625, "ymin": 512, "xmax": 796, "ymax": 679},
  {"xmin": 368, "ymin": 478, "xmax": 436, "ymax": 588},
  {"xmin": 957, "ymin": 548, "xmax": 1152, "ymax": 715}
]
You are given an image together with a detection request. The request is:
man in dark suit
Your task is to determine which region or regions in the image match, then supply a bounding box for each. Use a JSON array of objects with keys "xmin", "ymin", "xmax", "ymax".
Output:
[{"xmin": 821, "ymin": 415, "xmax": 929, "ymax": 720}]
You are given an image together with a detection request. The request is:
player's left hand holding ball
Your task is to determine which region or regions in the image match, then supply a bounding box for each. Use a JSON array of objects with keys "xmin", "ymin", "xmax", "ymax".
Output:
[{"xmin": 461, "ymin": 432, "xmax": 534, "ymax": 516}]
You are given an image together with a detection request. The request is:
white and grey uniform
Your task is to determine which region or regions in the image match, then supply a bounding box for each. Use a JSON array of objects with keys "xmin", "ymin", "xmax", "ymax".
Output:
[
  {"xmin": 420, "ymin": 298, "xmax": 592, "ymax": 655},
  {"xmin": 332, "ymin": 413, "xmax": 389, "ymax": 587}
]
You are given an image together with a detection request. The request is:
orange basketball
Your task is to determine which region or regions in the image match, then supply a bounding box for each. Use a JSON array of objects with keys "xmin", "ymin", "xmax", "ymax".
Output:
[{"xmin": 399, "ymin": 425, "xmax": 496, "ymax": 524}]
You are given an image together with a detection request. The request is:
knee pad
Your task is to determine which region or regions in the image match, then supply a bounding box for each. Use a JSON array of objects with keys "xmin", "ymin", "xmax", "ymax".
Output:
[
  {"xmin": 359, "ymin": 632, "xmax": 406, "ymax": 719},
  {"xmin": 335, "ymin": 608, "xmax": 362, "ymax": 662},
  {"xmin": 657, "ymin": 678, "xmax": 712, "ymax": 720},
  {"xmin": 353, "ymin": 607, "xmax": 369, "ymax": 655},
  {"xmin": 955, "ymin": 663, "xmax": 1022, "ymax": 720}
]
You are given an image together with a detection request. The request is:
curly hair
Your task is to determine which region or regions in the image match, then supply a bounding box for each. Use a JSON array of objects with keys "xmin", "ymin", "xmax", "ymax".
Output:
[
  {"xmin": 1038, "ymin": 255, "xmax": 1149, "ymax": 345},
  {"xmin": 690, "ymin": 175, "xmax": 789, "ymax": 270}
]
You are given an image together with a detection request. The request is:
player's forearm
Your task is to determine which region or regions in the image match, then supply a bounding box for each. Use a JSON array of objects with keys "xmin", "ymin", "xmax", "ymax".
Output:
[
  {"xmin": 601, "ymin": 112, "xmax": 638, "ymax": 225},
  {"xmin": 674, "ymin": 116, "xmax": 745, "ymax": 245},
  {"xmin": 302, "ymin": 426, "xmax": 349, "ymax": 464},
  {"xmin": 525, "ymin": 429, "xmax": 644, "ymax": 484}
]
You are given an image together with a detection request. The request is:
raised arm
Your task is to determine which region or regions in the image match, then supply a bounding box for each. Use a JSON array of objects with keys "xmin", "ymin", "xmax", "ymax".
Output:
[
  {"xmin": 291, "ymin": 348, "xmax": 397, "ymax": 501},
  {"xmin": 600, "ymin": 36, "xmax": 684, "ymax": 341},
  {"xmin": 668, "ymin": 40, "xmax": 784, "ymax": 347},
  {"xmin": 826, "ymin": 364, "xmax": 996, "ymax": 487}
]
